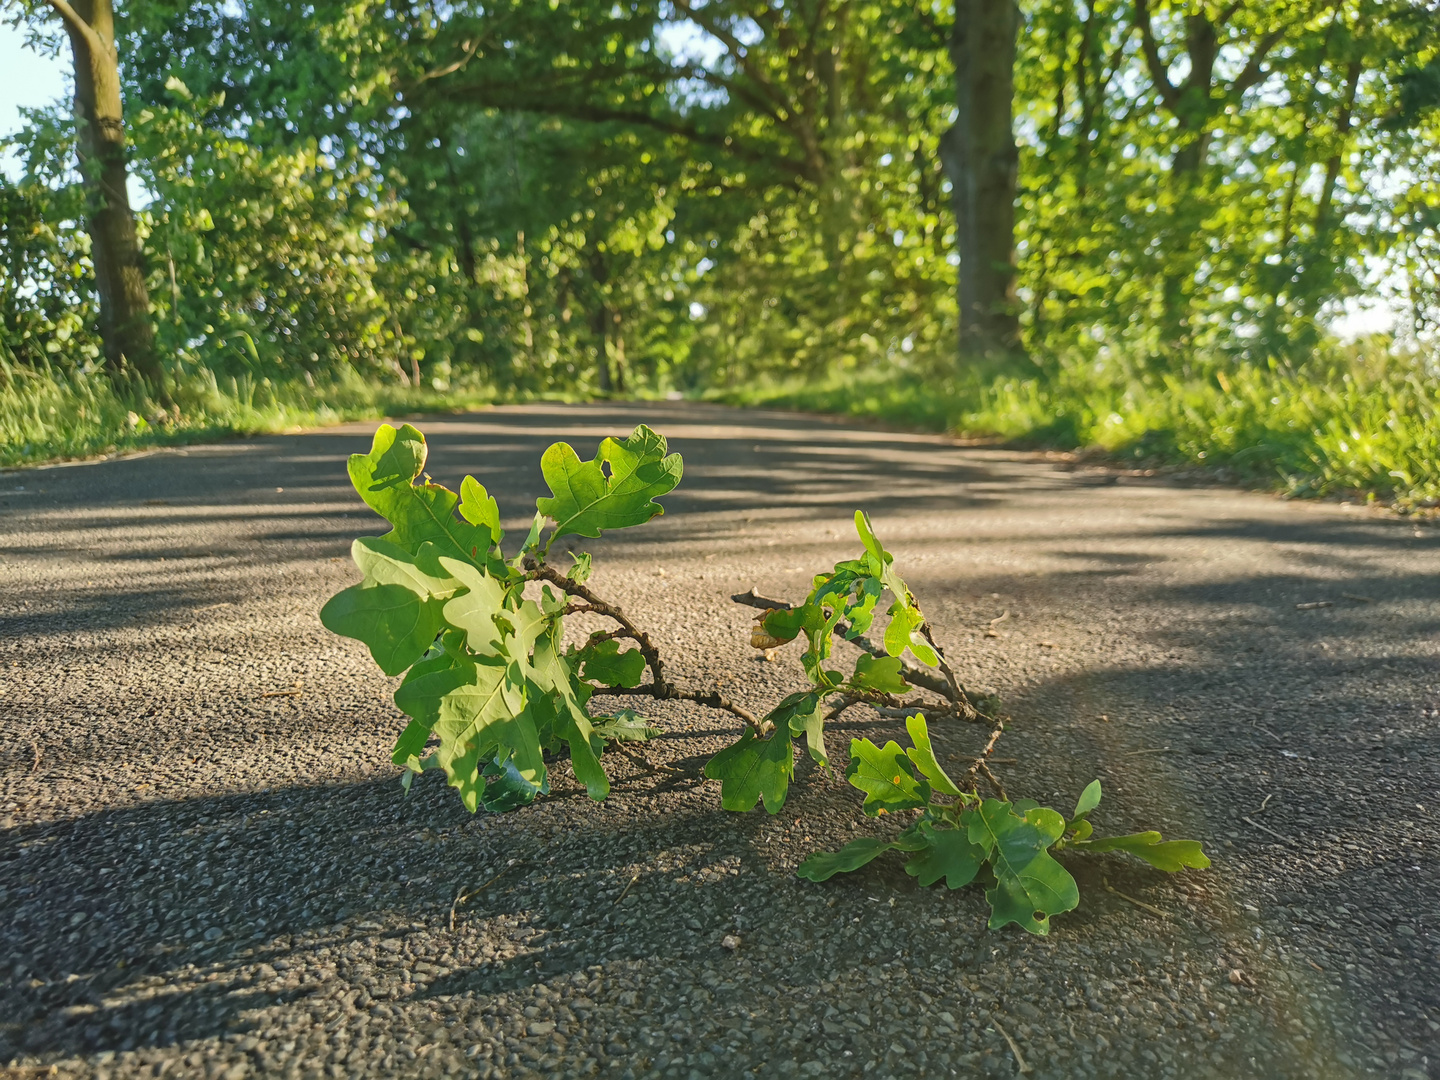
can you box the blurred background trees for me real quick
[1,0,1438,481]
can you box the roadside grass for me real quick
[712,344,1440,507]
[0,358,497,469]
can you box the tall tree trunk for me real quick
[52,0,160,391]
[610,310,627,394]
[587,251,613,393]
[940,0,1022,360]
[1314,59,1363,241]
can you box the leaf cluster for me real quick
[322,422,1210,934]
[703,509,964,814]
[798,716,1210,935]
[320,421,680,811]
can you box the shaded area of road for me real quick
[2,402,1436,1079]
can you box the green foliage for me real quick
[536,425,683,550]
[321,422,1209,933]
[5,0,1438,487]
[720,346,1440,508]
[322,422,682,812]
[0,357,495,470]
[590,709,662,743]
[798,718,1208,935]
[702,729,796,814]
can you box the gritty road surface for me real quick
[1,402,1437,1080]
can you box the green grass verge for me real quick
[0,360,499,470]
[712,348,1440,507]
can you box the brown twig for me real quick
[592,683,764,732]
[977,760,1008,801]
[1243,814,1296,846]
[614,872,640,905]
[527,560,667,683]
[1102,877,1173,920]
[526,558,768,729]
[449,859,519,930]
[990,1017,1031,1074]
[964,722,1007,799]
[920,622,974,716]
[730,587,793,611]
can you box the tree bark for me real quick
[52,0,160,391]
[587,250,613,393]
[940,0,1022,360]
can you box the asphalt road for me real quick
[2,402,1437,1080]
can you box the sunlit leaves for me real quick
[802,716,1208,934]
[324,424,690,813]
[851,653,910,694]
[439,557,510,657]
[459,475,502,542]
[536,424,682,548]
[703,729,795,813]
[348,424,492,567]
[902,713,964,797]
[1069,832,1211,872]
[845,736,931,815]
[320,582,441,676]
[1071,779,1103,823]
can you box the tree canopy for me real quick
[2,0,1437,396]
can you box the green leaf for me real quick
[577,638,647,687]
[320,582,440,677]
[479,751,549,812]
[704,729,794,813]
[390,651,466,767]
[459,475,503,544]
[526,628,610,801]
[839,576,884,639]
[760,604,812,644]
[567,551,593,583]
[902,713,964,797]
[536,425,682,548]
[1071,832,1210,872]
[429,656,545,813]
[969,800,1079,934]
[496,597,552,662]
[845,737,931,815]
[439,556,509,657]
[850,653,910,694]
[1071,780,1103,824]
[760,692,826,765]
[904,822,988,889]
[590,709,661,742]
[797,838,897,882]
[351,537,458,598]
[347,424,492,564]
[854,511,939,668]
[884,602,939,667]
[854,509,887,565]
[511,512,545,568]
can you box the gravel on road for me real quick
[1,402,1437,1079]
